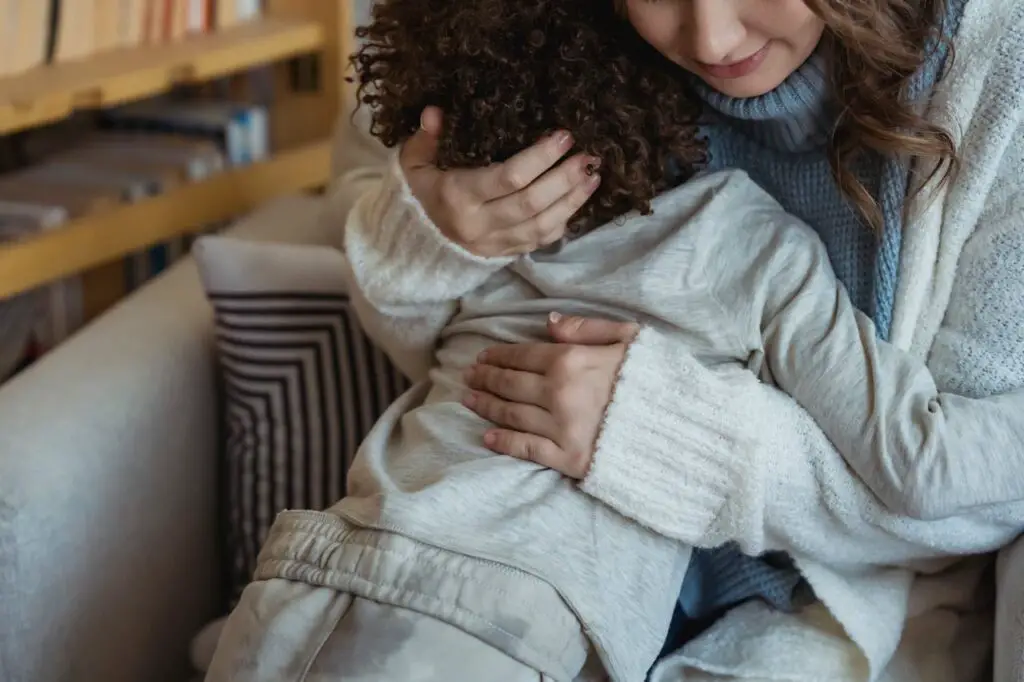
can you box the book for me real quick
[0,234,44,380]
[53,0,97,63]
[187,0,212,34]
[119,0,149,49]
[0,199,80,350]
[101,98,268,166]
[70,131,226,180]
[215,0,260,30]
[0,0,16,77]
[48,133,226,288]
[1,0,55,76]
[94,0,122,54]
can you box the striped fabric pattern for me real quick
[207,290,408,604]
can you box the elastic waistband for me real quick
[255,509,590,679]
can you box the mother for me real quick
[337,0,1024,679]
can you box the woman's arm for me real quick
[338,153,513,382]
[581,138,1024,564]
[332,101,601,381]
[329,106,514,382]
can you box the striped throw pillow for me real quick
[193,236,409,604]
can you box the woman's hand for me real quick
[463,315,638,478]
[401,107,602,258]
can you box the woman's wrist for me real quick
[580,327,761,545]
[344,151,515,306]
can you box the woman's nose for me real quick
[685,0,748,65]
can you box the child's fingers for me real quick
[484,429,569,473]
[548,316,638,346]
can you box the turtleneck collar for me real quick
[689,47,834,153]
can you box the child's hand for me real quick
[463,315,638,479]
[400,107,602,258]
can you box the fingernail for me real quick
[549,312,563,324]
[463,392,477,408]
[483,431,497,446]
[464,366,475,382]
[555,131,573,149]
[586,173,601,189]
[477,350,489,362]
[419,111,428,131]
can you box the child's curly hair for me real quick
[350,0,706,232]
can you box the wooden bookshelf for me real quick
[0,16,325,137]
[0,0,350,320]
[0,139,332,299]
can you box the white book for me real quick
[0,201,80,349]
[237,0,261,21]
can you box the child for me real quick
[206,1,954,680]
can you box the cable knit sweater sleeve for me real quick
[580,125,1024,563]
[335,150,513,382]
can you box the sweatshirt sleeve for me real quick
[752,233,1024,522]
[580,153,1024,564]
[331,112,513,382]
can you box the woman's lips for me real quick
[698,44,770,80]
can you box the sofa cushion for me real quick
[193,236,408,603]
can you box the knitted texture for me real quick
[697,0,965,335]
[673,0,966,633]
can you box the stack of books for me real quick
[0,94,269,378]
[0,0,264,78]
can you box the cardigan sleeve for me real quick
[580,124,1024,565]
[328,104,513,382]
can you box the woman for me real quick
[450,0,1024,678]
[208,0,1024,680]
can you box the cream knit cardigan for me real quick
[330,0,1024,678]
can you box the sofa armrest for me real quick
[0,258,222,682]
[0,193,332,682]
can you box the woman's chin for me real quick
[691,47,808,99]
[701,75,783,99]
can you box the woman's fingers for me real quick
[485,152,599,227]
[477,343,562,373]
[399,107,444,173]
[464,364,548,407]
[469,131,576,201]
[520,170,602,246]
[399,108,603,258]
[464,392,556,440]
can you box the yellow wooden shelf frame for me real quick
[0,16,325,137]
[0,139,332,299]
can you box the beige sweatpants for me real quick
[205,578,602,682]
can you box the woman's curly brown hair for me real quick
[350,0,706,233]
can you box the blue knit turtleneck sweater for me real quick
[668,0,966,643]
